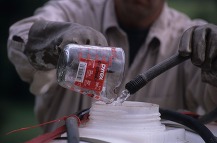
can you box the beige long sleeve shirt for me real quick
[7,0,217,132]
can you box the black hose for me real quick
[125,53,190,94]
[160,108,217,143]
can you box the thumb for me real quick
[179,26,197,57]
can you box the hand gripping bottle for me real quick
[57,44,125,103]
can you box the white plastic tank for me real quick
[79,101,186,143]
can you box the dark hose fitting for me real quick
[125,53,190,94]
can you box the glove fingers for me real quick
[206,29,217,70]
[94,32,108,46]
[85,27,108,46]
[58,37,80,49]
[71,26,108,46]
[202,70,217,87]
[179,26,196,57]
[59,34,107,48]
[192,26,207,67]
[59,26,108,48]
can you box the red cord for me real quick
[6,114,80,135]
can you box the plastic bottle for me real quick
[57,44,125,103]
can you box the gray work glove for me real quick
[24,20,108,70]
[179,24,217,87]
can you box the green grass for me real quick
[1,99,43,143]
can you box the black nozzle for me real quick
[125,53,190,94]
[125,75,148,94]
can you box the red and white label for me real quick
[75,58,108,92]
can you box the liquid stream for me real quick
[112,89,131,106]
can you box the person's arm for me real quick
[8,0,107,96]
[7,0,108,132]
[7,0,75,94]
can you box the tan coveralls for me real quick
[7,0,217,131]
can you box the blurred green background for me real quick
[0,0,216,143]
